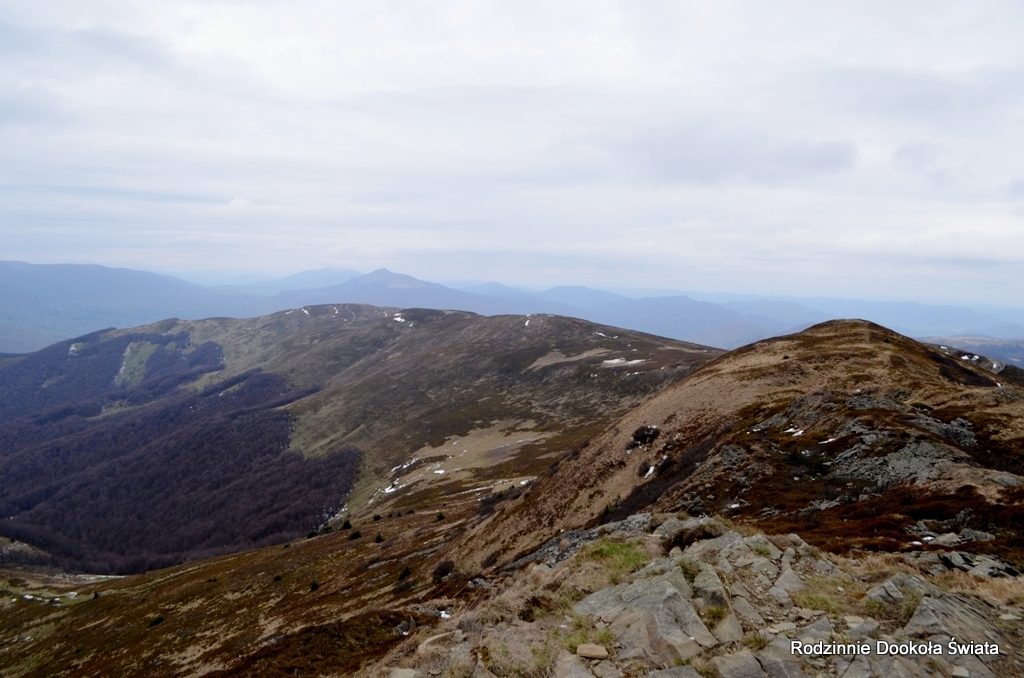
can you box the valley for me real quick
[2,317,1024,677]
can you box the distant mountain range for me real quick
[2,260,1024,356]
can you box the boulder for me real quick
[693,563,730,607]
[743,535,783,561]
[654,517,727,549]
[772,568,805,594]
[797,616,833,643]
[711,650,770,678]
[390,670,421,678]
[731,595,766,627]
[767,586,793,608]
[713,612,745,643]
[684,531,743,559]
[647,606,707,664]
[756,635,810,678]
[845,617,878,640]
[960,528,995,542]
[865,579,904,605]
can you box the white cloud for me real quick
[1,1,1023,304]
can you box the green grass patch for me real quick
[114,341,159,387]
[791,575,867,616]
[581,538,651,584]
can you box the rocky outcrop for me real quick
[381,515,1023,678]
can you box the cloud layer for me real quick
[2,1,1023,303]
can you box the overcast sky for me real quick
[2,2,1023,303]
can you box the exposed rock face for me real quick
[380,514,1023,678]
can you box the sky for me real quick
[2,1,1024,304]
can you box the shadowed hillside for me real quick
[0,304,718,574]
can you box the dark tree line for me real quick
[0,330,361,574]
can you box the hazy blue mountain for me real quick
[720,299,834,327]
[0,262,269,352]
[786,297,1023,338]
[585,295,800,349]
[236,267,363,294]
[459,282,536,299]
[534,286,629,310]
[5,261,1024,354]
[273,269,581,318]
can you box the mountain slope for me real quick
[4,320,1024,677]
[467,319,1024,567]
[0,304,719,573]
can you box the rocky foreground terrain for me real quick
[369,514,1023,678]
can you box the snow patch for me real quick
[433,469,445,475]
[602,358,645,366]
[301,308,309,315]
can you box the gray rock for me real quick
[845,617,878,639]
[960,528,995,542]
[902,595,1006,651]
[713,612,745,643]
[390,670,421,678]
[574,582,631,620]
[646,667,701,678]
[743,534,783,561]
[730,581,752,599]
[798,616,833,643]
[993,473,1021,488]
[865,579,904,605]
[940,551,972,572]
[968,561,1004,579]
[887,572,942,597]
[834,654,872,678]
[712,650,770,678]
[934,532,961,546]
[773,568,805,594]
[620,513,653,532]
[735,555,780,580]
[553,651,593,678]
[768,586,793,608]
[757,635,810,678]
[575,572,693,620]
[721,444,748,467]
[601,581,717,665]
[634,557,677,579]
[732,595,766,627]
[592,661,624,678]
[646,607,707,664]
[684,531,743,558]
[693,563,730,607]
[654,516,727,549]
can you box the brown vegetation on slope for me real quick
[460,320,1024,569]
